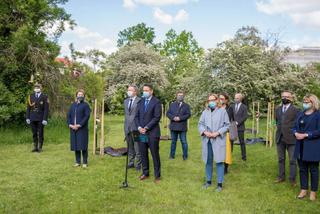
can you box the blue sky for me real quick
[58,0,320,56]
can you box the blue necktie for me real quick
[128,99,133,112]
[144,99,149,112]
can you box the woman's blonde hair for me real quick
[205,93,221,108]
[303,94,319,110]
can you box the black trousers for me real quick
[298,159,319,191]
[238,131,246,160]
[30,121,44,149]
[75,150,88,164]
[139,138,161,178]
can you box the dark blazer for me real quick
[67,101,91,151]
[166,101,191,132]
[135,96,162,138]
[293,111,320,161]
[26,93,49,121]
[231,103,248,132]
[275,104,300,144]
[226,105,234,122]
[124,96,141,135]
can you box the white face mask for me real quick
[34,88,41,93]
[127,91,134,98]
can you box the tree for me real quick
[160,29,204,102]
[117,23,156,47]
[106,41,168,114]
[186,26,316,114]
[0,0,73,124]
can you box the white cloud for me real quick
[174,9,189,22]
[123,0,136,10]
[256,0,320,28]
[123,0,198,7]
[153,8,189,24]
[59,24,117,57]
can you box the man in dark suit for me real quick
[231,93,248,161]
[274,91,300,186]
[166,91,191,160]
[26,83,49,152]
[124,85,142,171]
[135,84,162,183]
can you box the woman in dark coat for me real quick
[67,89,91,168]
[293,94,320,201]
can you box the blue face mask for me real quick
[143,91,150,98]
[208,101,216,109]
[303,103,311,111]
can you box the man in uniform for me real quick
[26,83,49,152]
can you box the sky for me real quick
[58,0,320,57]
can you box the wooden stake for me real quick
[256,102,260,135]
[252,102,255,135]
[99,99,105,156]
[92,99,97,155]
[266,102,270,148]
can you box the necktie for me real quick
[36,93,40,98]
[144,99,149,112]
[128,99,133,112]
[236,104,239,113]
[283,105,287,113]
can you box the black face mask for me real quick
[282,98,291,105]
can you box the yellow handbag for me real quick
[225,132,232,164]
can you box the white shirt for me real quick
[128,96,137,108]
[282,103,291,113]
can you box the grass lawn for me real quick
[0,115,319,213]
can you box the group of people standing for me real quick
[25,83,320,200]
[275,91,320,201]
[124,84,249,189]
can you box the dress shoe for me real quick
[310,191,317,201]
[154,178,161,184]
[139,175,149,181]
[82,164,88,168]
[297,190,308,199]
[73,163,80,167]
[274,178,285,183]
[290,181,297,187]
[127,163,134,169]
[32,148,38,152]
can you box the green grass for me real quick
[0,115,319,213]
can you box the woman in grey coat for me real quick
[198,94,230,192]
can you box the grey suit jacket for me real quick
[275,104,300,144]
[124,96,141,135]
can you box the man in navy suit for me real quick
[166,91,191,160]
[135,84,162,183]
[26,83,49,152]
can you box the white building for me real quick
[284,47,320,67]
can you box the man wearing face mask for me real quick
[26,83,49,152]
[124,85,142,171]
[166,91,191,160]
[135,84,162,183]
[231,93,248,161]
[274,91,300,186]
